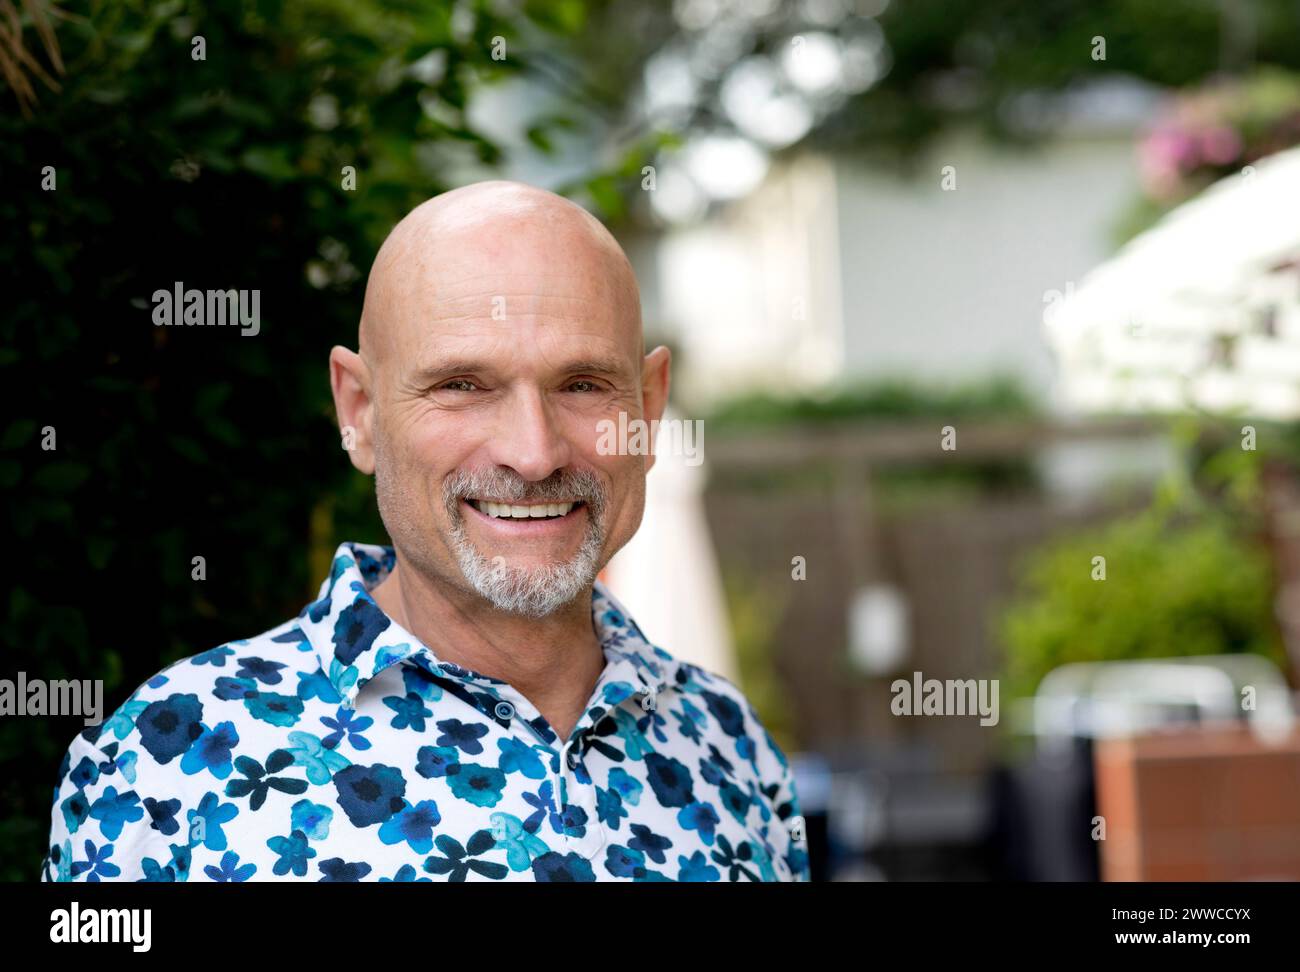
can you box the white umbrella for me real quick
[1045,146,1300,419]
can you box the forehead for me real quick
[391,247,641,372]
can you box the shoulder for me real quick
[667,658,792,774]
[56,614,323,791]
[44,614,326,881]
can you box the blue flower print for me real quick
[446,763,507,808]
[319,706,372,751]
[378,799,442,853]
[496,736,547,779]
[318,858,372,882]
[290,799,333,841]
[244,692,304,728]
[384,693,432,732]
[608,767,643,806]
[137,693,203,764]
[401,664,443,702]
[710,834,760,882]
[285,730,350,784]
[235,657,286,686]
[191,645,235,668]
[101,700,148,742]
[296,669,341,705]
[628,823,672,864]
[113,750,139,785]
[180,721,239,779]
[332,763,406,827]
[71,839,119,882]
[267,830,315,877]
[596,786,628,830]
[488,812,549,872]
[58,791,89,836]
[422,831,507,881]
[520,779,558,834]
[678,849,721,882]
[678,801,721,845]
[435,718,488,755]
[225,750,308,811]
[204,850,257,882]
[143,796,181,836]
[380,863,430,882]
[89,786,144,841]
[718,780,752,824]
[188,792,239,851]
[644,753,695,808]
[138,857,175,882]
[604,844,672,881]
[331,597,390,666]
[415,745,459,779]
[213,676,258,702]
[531,851,595,882]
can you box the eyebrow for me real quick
[410,358,631,387]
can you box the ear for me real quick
[329,346,376,475]
[640,345,671,474]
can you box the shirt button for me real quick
[494,700,515,720]
[639,689,657,712]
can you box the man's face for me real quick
[352,207,665,617]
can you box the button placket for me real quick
[557,739,603,858]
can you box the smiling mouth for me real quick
[465,499,585,520]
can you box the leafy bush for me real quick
[707,374,1037,429]
[998,508,1286,701]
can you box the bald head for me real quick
[329,179,670,621]
[358,181,642,377]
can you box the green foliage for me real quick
[707,374,1036,429]
[998,507,1286,701]
[723,569,797,755]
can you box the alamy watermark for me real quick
[890,671,999,726]
[50,903,151,951]
[595,412,704,466]
[151,281,260,336]
[0,672,102,725]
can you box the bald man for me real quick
[42,182,809,883]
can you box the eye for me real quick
[566,379,602,393]
[439,379,479,392]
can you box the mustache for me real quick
[442,467,607,514]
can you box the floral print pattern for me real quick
[42,541,809,882]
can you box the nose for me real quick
[488,386,572,482]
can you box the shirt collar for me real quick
[298,541,672,713]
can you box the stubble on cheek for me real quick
[371,422,450,572]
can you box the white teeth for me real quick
[474,500,576,519]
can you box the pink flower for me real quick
[1198,125,1242,166]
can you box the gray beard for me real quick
[442,467,608,618]
[447,520,603,617]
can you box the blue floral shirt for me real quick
[42,541,809,882]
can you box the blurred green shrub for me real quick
[723,569,797,755]
[998,507,1286,701]
[707,374,1036,429]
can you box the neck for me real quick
[368,553,606,742]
